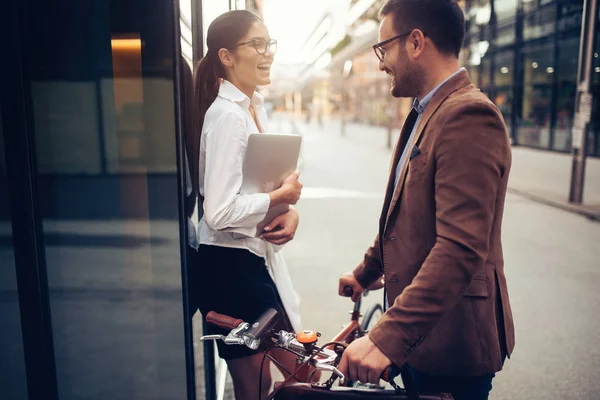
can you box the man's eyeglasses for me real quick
[372,31,425,62]
[234,38,278,55]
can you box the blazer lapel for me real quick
[379,109,418,233]
[383,70,473,233]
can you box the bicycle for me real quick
[200,287,453,400]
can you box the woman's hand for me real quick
[269,171,302,206]
[260,207,299,245]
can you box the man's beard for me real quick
[391,74,405,98]
[391,60,422,98]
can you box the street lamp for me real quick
[569,0,598,204]
[341,60,353,137]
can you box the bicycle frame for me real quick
[330,296,364,345]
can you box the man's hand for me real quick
[338,335,392,385]
[338,271,365,302]
[260,207,299,245]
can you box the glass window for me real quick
[554,37,580,151]
[468,0,492,34]
[495,23,516,47]
[481,56,492,88]
[467,64,480,87]
[492,51,514,137]
[494,0,517,24]
[494,51,514,86]
[0,106,29,400]
[523,0,556,13]
[23,1,189,399]
[518,44,555,149]
[523,4,557,40]
[493,88,514,136]
[558,1,583,34]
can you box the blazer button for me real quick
[387,236,397,242]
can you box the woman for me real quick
[190,10,303,400]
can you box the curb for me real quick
[507,187,600,222]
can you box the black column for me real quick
[0,1,59,399]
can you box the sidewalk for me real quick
[292,117,600,221]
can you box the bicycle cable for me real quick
[258,347,272,400]
[266,341,348,400]
[258,347,303,400]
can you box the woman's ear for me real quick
[218,48,234,68]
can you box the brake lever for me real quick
[199,334,226,342]
[200,322,250,347]
[316,363,344,380]
[309,363,345,390]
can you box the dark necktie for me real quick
[382,107,419,220]
[396,107,419,172]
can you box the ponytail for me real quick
[189,51,222,199]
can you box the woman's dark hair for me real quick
[189,10,263,199]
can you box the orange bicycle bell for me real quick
[296,330,320,353]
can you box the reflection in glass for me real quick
[481,56,492,89]
[523,5,557,40]
[554,38,580,151]
[519,44,555,148]
[495,0,517,23]
[0,105,29,400]
[494,51,514,86]
[468,0,491,33]
[467,64,480,87]
[495,23,516,47]
[558,2,583,34]
[24,1,188,399]
[494,88,513,136]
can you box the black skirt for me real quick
[190,244,293,360]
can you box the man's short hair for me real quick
[379,0,465,58]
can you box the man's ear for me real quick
[408,29,426,58]
[218,48,234,67]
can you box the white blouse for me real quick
[197,80,302,332]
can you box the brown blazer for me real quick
[354,70,515,377]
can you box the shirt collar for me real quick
[413,67,466,114]
[218,79,264,108]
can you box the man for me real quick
[337,1,515,399]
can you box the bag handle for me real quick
[383,364,419,400]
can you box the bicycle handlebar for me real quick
[343,285,354,297]
[202,309,409,394]
[205,311,244,330]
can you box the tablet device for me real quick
[242,133,302,235]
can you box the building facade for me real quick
[298,0,598,157]
[463,0,599,156]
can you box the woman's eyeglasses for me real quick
[234,38,278,55]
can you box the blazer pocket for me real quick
[463,275,489,298]
[405,151,428,186]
